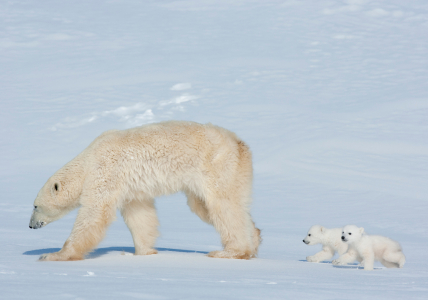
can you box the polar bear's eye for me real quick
[348,233,352,235]
[54,183,58,191]
[308,234,311,236]
[34,206,37,209]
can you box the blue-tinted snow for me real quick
[1,0,427,299]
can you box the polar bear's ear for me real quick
[52,182,61,193]
[359,227,364,234]
[320,226,325,232]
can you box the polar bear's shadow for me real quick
[298,259,332,264]
[298,260,383,270]
[23,247,209,259]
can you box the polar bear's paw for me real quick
[306,256,320,263]
[207,250,252,260]
[135,248,158,256]
[332,259,346,265]
[38,252,83,261]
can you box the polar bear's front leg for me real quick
[307,247,335,262]
[39,240,83,261]
[121,198,159,255]
[332,248,359,266]
[39,204,116,261]
[361,252,375,271]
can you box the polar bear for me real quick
[332,225,405,270]
[302,225,349,262]
[29,121,261,261]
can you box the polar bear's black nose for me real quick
[341,236,345,240]
[29,225,32,229]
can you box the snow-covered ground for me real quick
[1,0,428,299]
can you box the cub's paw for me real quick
[306,256,319,263]
[332,259,345,265]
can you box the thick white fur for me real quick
[303,225,348,262]
[332,225,405,270]
[29,121,261,261]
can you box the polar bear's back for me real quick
[369,235,403,257]
[100,121,240,151]
[85,121,251,201]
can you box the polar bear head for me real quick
[341,225,364,243]
[303,225,326,245]
[29,163,83,229]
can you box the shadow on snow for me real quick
[298,260,383,270]
[23,247,209,258]
[298,259,332,264]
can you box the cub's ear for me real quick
[359,227,365,234]
[320,226,325,232]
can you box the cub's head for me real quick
[303,225,325,245]
[29,169,81,229]
[341,225,364,243]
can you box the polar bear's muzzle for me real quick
[29,220,46,229]
[29,213,47,229]
[341,236,347,242]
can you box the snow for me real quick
[1,0,428,299]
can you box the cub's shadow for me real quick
[298,259,332,264]
[23,247,209,259]
[299,260,376,269]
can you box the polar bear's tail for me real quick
[252,225,262,256]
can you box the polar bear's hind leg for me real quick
[121,198,159,255]
[382,250,406,268]
[186,191,212,224]
[380,259,399,268]
[205,196,254,259]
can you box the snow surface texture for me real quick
[1,0,428,299]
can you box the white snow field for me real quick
[1,0,428,299]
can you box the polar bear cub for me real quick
[303,225,348,262]
[332,225,405,270]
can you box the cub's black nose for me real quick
[29,226,32,229]
[302,240,305,243]
[341,236,345,240]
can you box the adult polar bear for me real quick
[29,121,261,261]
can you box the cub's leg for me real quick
[121,198,159,255]
[307,247,335,263]
[332,248,359,265]
[382,250,405,268]
[380,259,399,268]
[39,203,116,261]
[361,251,375,271]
